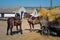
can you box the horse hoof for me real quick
[10,34,13,35]
[10,33,13,35]
[21,31,23,34]
[6,33,8,35]
[21,32,23,34]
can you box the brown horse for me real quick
[6,13,23,35]
[24,12,42,32]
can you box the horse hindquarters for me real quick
[9,18,14,35]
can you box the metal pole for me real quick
[40,5,41,10]
[50,0,52,9]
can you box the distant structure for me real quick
[31,9,38,17]
[0,6,40,18]
[0,6,60,18]
[17,7,26,18]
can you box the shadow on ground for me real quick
[10,30,22,35]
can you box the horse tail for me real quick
[7,18,11,27]
[6,18,11,35]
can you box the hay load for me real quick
[38,8,48,17]
[38,7,60,22]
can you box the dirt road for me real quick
[0,19,60,40]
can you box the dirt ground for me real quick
[0,19,60,40]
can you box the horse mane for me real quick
[24,12,32,18]
[24,12,40,20]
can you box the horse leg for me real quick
[41,26,43,35]
[41,26,45,35]
[39,22,43,34]
[15,25,19,33]
[6,21,10,35]
[16,25,18,30]
[32,23,34,31]
[19,23,23,34]
[39,22,42,29]
[29,23,32,32]
[10,26,13,35]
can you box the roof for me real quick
[0,6,40,13]
[0,6,60,14]
[0,6,21,13]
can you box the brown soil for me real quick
[0,19,60,40]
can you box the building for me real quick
[0,6,41,18]
[31,9,38,17]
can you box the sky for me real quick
[0,0,60,7]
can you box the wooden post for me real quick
[1,13,4,17]
[50,0,52,9]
